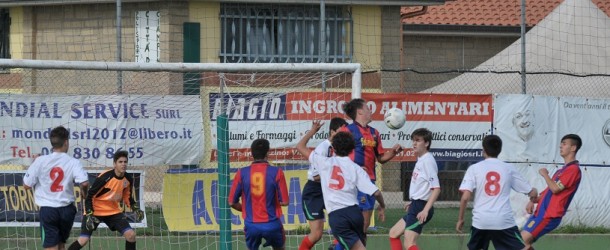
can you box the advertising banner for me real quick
[0,170,146,227]
[0,94,203,166]
[208,92,493,162]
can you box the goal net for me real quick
[0,59,360,250]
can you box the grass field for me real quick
[1,208,608,249]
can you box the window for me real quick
[220,3,352,63]
[0,9,8,59]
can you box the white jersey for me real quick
[409,152,441,200]
[308,151,378,213]
[23,152,89,207]
[459,158,532,230]
[307,140,332,181]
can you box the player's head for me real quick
[113,150,129,176]
[411,128,432,151]
[50,126,70,150]
[560,134,582,157]
[328,117,348,139]
[512,110,534,142]
[482,135,502,158]
[251,138,270,160]
[342,98,371,124]
[331,131,355,157]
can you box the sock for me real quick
[299,236,314,250]
[126,241,136,250]
[390,237,403,250]
[67,241,82,250]
[408,245,419,250]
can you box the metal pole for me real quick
[520,0,526,94]
[217,74,231,250]
[320,0,327,91]
[116,0,123,94]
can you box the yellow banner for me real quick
[163,166,308,231]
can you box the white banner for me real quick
[0,94,203,166]
[495,94,610,164]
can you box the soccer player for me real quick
[23,126,90,250]
[296,120,386,250]
[388,128,440,250]
[521,134,583,250]
[339,98,402,238]
[299,117,348,250]
[455,135,538,250]
[68,150,144,250]
[228,139,289,250]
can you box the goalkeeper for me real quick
[68,150,144,250]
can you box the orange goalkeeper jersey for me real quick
[85,169,136,216]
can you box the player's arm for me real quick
[276,169,289,206]
[296,120,324,158]
[378,144,402,164]
[456,190,471,233]
[228,170,243,211]
[23,160,40,190]
[539,168,563,194]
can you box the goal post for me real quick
[0,59,361,250]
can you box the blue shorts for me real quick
[467,226,525,250]
[244,220,285,249]
[522,210,562,241]
[40,204,77,248]
[328,205,366,249]
[302,180,325,220]
[402,199,434,234]
[357,180,376,211]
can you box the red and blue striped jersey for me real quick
[228,161,289,223]
[340,122,385,180]
[535,161,581,218]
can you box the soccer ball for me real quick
[384,108,406,130]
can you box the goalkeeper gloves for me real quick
[133,205,145,222]
[84,211,100,231]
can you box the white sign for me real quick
[135,11,160,63]
[0,94,203,166]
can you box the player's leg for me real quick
[521,214,561,250]
[244,221,264,250]
[56,204,77,250]
[467,227,491,250]
[403,200,434,250]
[67,215,98,250]
[388,218,406,250]
[104,214,137,250]
[40,206,62,250]
[489,226,525,250]
[300,181,325,250]
[358,191,376,234]
[260,221,286,250]
[328,205,365,250]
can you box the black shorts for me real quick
[302,180,325,220]
[40,204,77,248]
[328,205,366,249]
[467,226,525,250]
[402,199,434,234]
[80,213,132,237]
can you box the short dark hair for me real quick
[50,126,69,149]
[329,117,348,132]
[482,135,502,157]
[561,134,582,154]
[411,128,433,150]
[113,150,129,163]
[342,98,366,120]
[331,132,355,157]
[251,138,270,160]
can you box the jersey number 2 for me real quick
[50,167,65,192]
[329,166,345,190]
[484,171,500,196]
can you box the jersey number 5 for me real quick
[484,171,500,196]
[329,166,345,190]
[50,166,65,192]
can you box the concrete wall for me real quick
[402,35,519,92]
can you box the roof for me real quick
[402,0,610,27]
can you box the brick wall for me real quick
[402,35,519,92]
